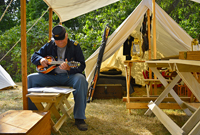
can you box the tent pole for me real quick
[152,0,157,95]
[20,0,28,110]
[152,0,156,59]
[49,8,53,40]
[147,9,151,60]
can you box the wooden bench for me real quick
[0,110,51,135]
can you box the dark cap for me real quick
[52,25,66,40]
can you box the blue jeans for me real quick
[27,73,88,119]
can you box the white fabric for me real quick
[0,65,16,89]
[190,0,200,3]
[85,0,192,85]
[43,0,119,22]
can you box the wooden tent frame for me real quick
[20,0,157,109]
[20,0,53,109]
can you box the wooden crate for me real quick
[93,84,123,99]
[179,51,200,60]
[0,110,51,135]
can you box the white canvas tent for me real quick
[85,0,193,85]
[0,65,16,89]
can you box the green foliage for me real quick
[0,0,20,32]
[26,0,49,22]
[158,0,200,38]
[0,18,50,81]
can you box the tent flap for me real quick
[43,0,119,22]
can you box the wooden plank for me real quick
[27,93,60,97]
[147,63,170,68]
[126,102,181,109]
[187,103,200,109]
[176,64,200,72]
[179,51,200,61]
[177,71,200,102]
[170,59,200,67]
[183,102,197,112]
[29,96,57,103]
[148,101,185,135]
[182,107,200,134]
[122,97,191,102]
[53,114,67,132]
[188,121,200,135]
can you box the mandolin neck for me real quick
[50,61,64,65]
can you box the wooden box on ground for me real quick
[0,110,51,135]
[179,51,200,60]
[93,84,123,99]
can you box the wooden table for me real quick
[26,88,75,135]
[123,60,188,114]
[146,59,200,135]
[0,110,51,135]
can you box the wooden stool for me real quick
[0,110,51,135]
[26,88,74,135]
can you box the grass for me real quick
[0,83,191,135]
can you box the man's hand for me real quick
[40,58,50,67]
[59,59,70,71]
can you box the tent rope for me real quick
[0,0,13,22]
[0,7,50,63]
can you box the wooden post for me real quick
[49,8,53,41]
[152,0,156,59]
[20,0,28,110]
[147,9,151,61]
[152,0,157,95]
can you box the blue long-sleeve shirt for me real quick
[31,39,86,75]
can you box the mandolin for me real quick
[36,56,81,74]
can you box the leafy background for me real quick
[0,0,199,82]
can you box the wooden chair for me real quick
[177,83,188,96]
[26,87,75,135]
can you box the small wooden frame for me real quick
[0,110,51,135]
[27,88,74,134]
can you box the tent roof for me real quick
[85,0,193,84]
[43,0,119,22]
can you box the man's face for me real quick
[55,33,68,48]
